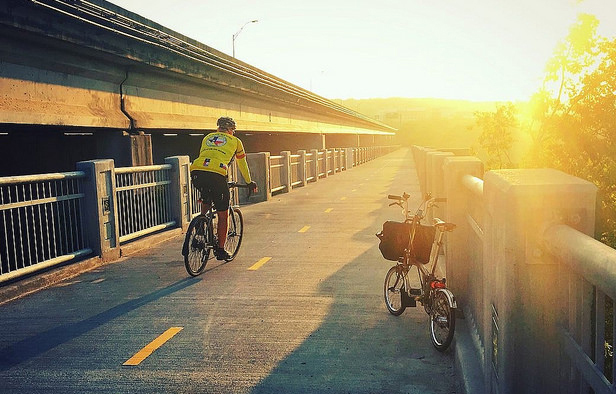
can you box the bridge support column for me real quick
[482,169,596,394]
[165,156,191,232]
[76,159,120,262]
[246,152,271,203]
[98,131,153,167]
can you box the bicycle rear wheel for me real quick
[223,207,244,261]
[384,265,406,316]
[184,216,211,276]
[430,290,456,351]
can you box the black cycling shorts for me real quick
[191,170,230,211]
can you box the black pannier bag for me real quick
[377,221,435,263]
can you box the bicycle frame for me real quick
[389,193,456,307]
[382,192,458,351]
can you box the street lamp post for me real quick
[232,20,258,58]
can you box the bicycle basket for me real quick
[377,221,435,263]
[377,221,411,261]
[411,224,435,264]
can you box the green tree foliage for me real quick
[524,14,616,247]
[472,103,517,170]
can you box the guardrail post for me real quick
[482,169,596,394]
[76,159,120,262]
[246,152,271,202]
[322,149,329,178]
[310,149,319,182]
[164,156,191,232]
[280,151,292,193]
[426,151,454,221]
[411,145,436,197]
[345,148,353,170]
[297,150,307,187]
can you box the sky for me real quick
[108,0,616,102]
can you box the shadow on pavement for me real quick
[0,277,198,370]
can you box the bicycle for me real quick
[376,192,458,351]
[182,182,251,276]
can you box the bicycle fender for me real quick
[437,288,457,309]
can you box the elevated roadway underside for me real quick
[0,0,395,176]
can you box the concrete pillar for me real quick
[345,148,354,170]
[411,146,435,197]
[310,149,319,182]
[297,150,307,187]
[164,156,191,231]
[97,131,153,167]
[442,156,484,311]
[482,169,596,394]
[76,159,120,262]
[427,151,454,221]
[246,152,271,202]
[280,150,292,193]
[322,149,329,178]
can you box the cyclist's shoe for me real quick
[214,247,231,261]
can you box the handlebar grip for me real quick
[388,194,402,201]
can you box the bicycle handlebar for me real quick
[228,182,256,198]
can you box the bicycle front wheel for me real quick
[430,290,456,351]
[223,207,244,261]
[384,265,406,316]
[184,216,211,276]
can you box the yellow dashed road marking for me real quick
[248,257,272,271]
[298,226,311,233]
[340,197,347,201]
[324,208,333,213]
[123,327,183,366]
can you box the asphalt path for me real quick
[0,148,457,394]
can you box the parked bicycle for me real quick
[376,192,457,351]
[182,182,250,276]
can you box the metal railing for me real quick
[269,155,285,194]
[0,172,91,283]
[115,164,175,243]
[306,152,316,183]
[544,225,616,393]
[290,153,302,188]
[317,151,326,178]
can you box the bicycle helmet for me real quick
[217,117,236,131]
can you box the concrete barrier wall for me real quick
[415,144,615,394]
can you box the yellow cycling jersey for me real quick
[190,132,252,183]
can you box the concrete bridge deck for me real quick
[0,149,458,393]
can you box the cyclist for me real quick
[190,117,257,260]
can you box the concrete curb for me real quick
[454,315,486,394]
[0,228,184,306]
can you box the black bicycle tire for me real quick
[184,216,210,276]
[430,290,456,351]
[223,207,244,261]
[384,265,406,316]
